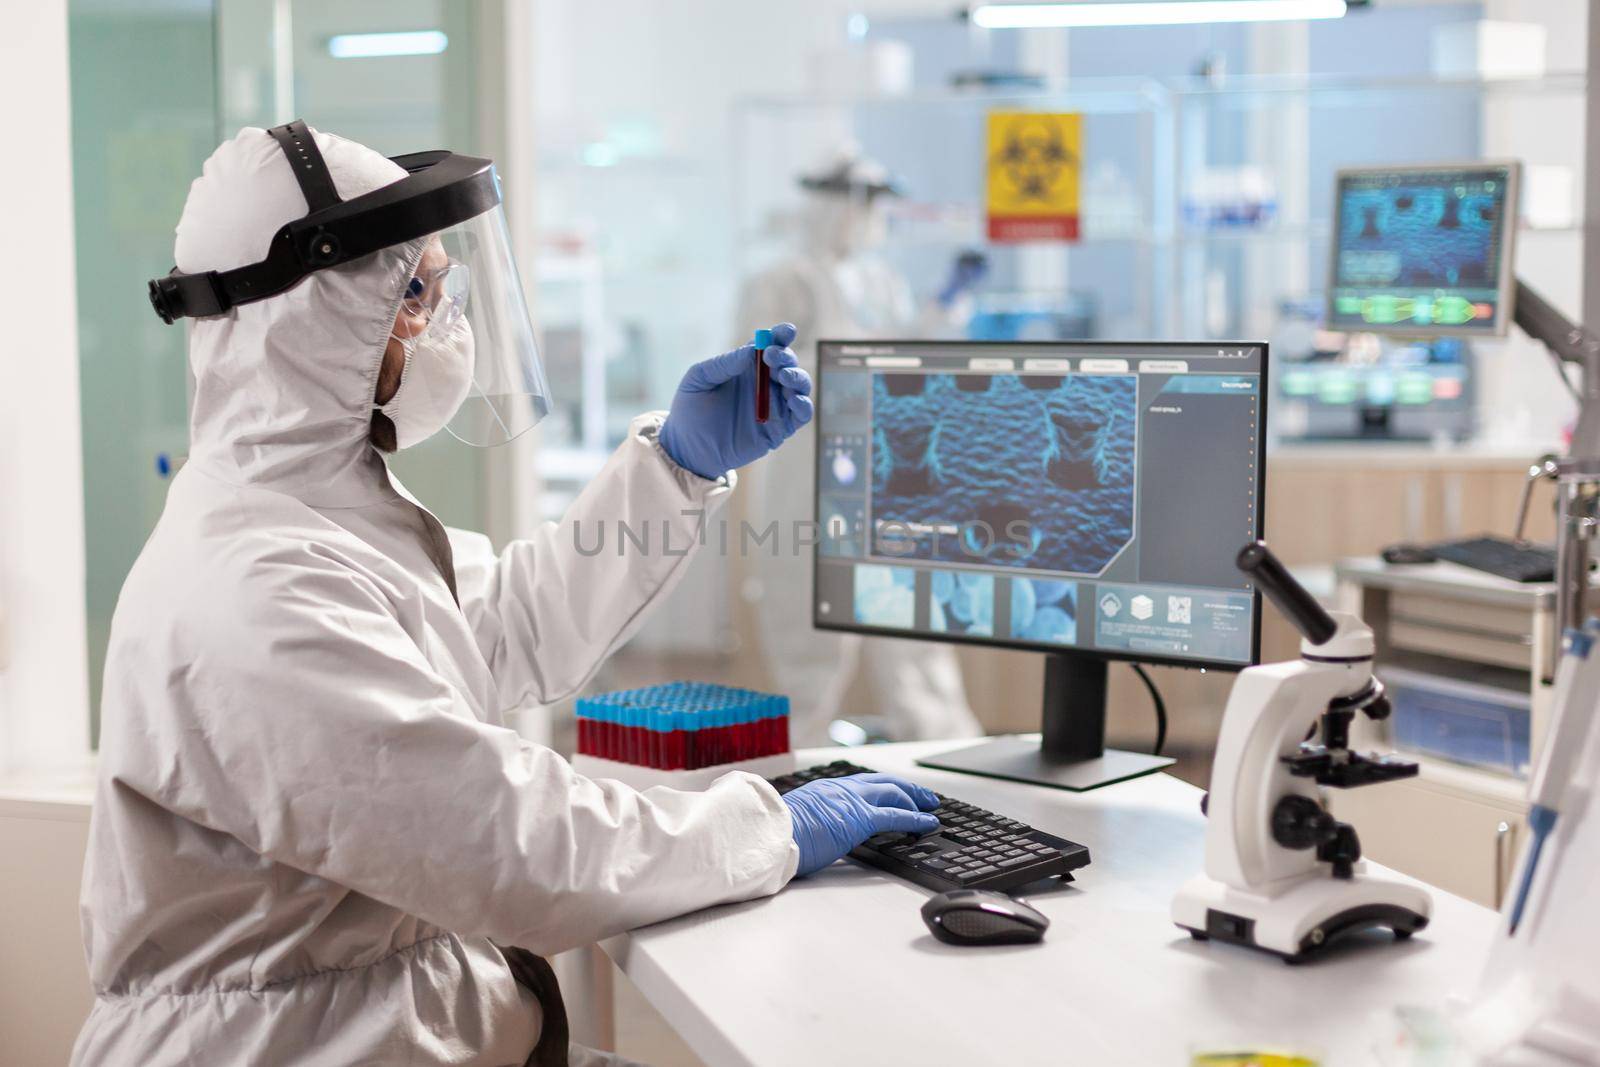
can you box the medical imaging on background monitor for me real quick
[1327,164,1515,335]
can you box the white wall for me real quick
[0,3,94,1057]
[0,801,93,1065]
[0,0,91,774]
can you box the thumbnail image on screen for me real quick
[932,571,996,637]
[872,372,1136,576]
[1010,578,1077,644]
[853,564,916,628]
[1327,164,1516,336]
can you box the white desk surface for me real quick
[602,740,1499,1067]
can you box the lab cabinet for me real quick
[1262,446,1562,568]
[1326,557,1582,908]
[1324,761,1526,910]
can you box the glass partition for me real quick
[69,0,218,740]
[215,0,493,530]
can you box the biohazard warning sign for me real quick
[986,111,1082,243]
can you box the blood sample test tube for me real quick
[753,328,773,424]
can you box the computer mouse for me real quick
[1381,542,1437,565]
[921,889,1049,946]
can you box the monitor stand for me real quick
[916,653,1175,792]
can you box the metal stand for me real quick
[917,654,1174,791]
[1513,280,1600,673]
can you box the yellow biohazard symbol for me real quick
[986,112,1082,242]
[992,117,1077,203]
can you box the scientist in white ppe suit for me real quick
[75,122,941,1067]
[736,150,988,745]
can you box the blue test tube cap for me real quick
[753,328,773,350]
[580,680,790,734]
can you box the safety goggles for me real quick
[400,260,470,337]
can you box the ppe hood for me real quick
[161,120,547,456]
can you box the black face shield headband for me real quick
[148,119,501,324]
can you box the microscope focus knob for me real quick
[1271,795,1337,851]
[1364,693,1392,721]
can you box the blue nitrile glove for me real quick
[658,322,813,481]
[781,773,942,877]
[937,250,989,308]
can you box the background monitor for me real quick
[1326,161,1520,337]
[812,339,1266,790]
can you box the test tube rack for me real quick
[572,682,794,791]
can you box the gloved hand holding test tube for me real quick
[658,323,811,480]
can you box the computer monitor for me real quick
[812,339,1267,791]
[1277,334,1475,442]
[1326,161,1520,337]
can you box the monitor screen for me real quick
[812,340,1266,670]
[1326,162,1519,336]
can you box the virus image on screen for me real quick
[870,372,1136,575]
[853,564,916,628]
[931,571,995,637]
[1328,168,1510,332]
[1009,578,1077,644]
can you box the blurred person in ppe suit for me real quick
[735,148,989,746]
[75,122,941,1067]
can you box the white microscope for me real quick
[1172,541,1431,962]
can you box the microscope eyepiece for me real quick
[1236,541,1338,646]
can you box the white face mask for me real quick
[379,316,476,450]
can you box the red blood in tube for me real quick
[753,328,773,424]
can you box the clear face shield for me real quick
[395,206,550,447]
[149,119,551,448]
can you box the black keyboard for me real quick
[769,760,1090,893]
[1432,536,1557,583]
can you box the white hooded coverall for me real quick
[72,127,797,1066]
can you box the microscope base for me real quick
[1172,869,1431,963]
